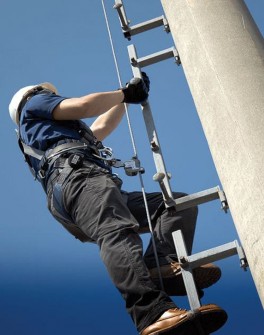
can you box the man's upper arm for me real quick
[52,97,85,120]
[26,94,66,120]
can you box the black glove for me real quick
[121,72,150,104]
[142,72,150,91]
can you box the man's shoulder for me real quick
[30,92,66,107]
[24,93,67,119]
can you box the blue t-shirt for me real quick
[19,92,100,176]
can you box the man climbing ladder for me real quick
[9,74,227,334]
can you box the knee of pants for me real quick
[98,226,143,266]
[184,203,199,222]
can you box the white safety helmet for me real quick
[9,82,58,125]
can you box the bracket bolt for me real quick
[131,57,138,66]
[179,256,187,264]
[151,140,159,152]
[153,172,165,182]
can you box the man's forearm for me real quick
[53,90,124,121]
[90,103,126,141]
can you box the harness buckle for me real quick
[38,169,46,180]
[98,146,114,160]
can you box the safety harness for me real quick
[17,94,145,242]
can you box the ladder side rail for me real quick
[127,44,175,209]
[114,0,130,30]
[172,230,202,311]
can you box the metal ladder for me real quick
[114,1,248,332]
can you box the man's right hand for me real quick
[121,72,150,104]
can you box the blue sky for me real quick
[1,0,264,334]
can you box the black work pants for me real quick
[47,162,198,332]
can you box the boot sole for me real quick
[146,317,194,335]
[152,309,227,335]
[194,307,228,334]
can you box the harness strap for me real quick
[20,141,46,160]
[21,141,88,162]
[18,88,54,121]
[52,166,74,222]
[47,157,92,243]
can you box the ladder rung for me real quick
[114,1,169,39]
[174,186,229,211]
[184,241,240,268]
[130,47,180,68]
[123,16,170,39]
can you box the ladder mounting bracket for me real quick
[123,16,170,40]
[174,186,229,212]
[130,46,181,68]
[114,1,170,40]
[173,230,249,311]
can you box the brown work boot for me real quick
[140,304,227,335]
[194,304,228,334]
[140,308,193,335]
[149,262,221,296]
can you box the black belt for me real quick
[39,141,89,170]
[45,152,110,194]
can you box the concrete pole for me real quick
[160,0,264,306]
